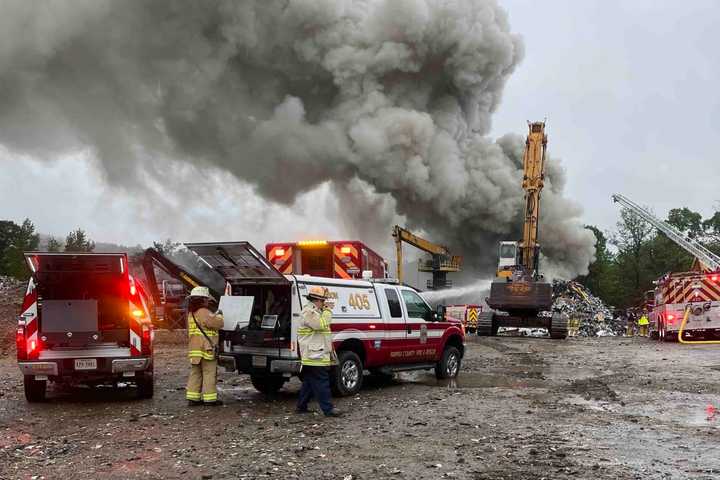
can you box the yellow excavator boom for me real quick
[518,121,547,274]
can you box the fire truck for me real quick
[184,242,465,396]
[16,253,154,402]
[266,240,387,280]
[652,271,720,341]
[612,194,720,341]
[445,305,482,333]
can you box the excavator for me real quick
[392,225,461,290]
[481,121,568,338]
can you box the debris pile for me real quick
[0,275,24,354]
[552,280,623,336]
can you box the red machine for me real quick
[652,271,720,341]
[266,240,387,279]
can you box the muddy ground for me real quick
[1,335,720,480]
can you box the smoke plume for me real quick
[0,0,595,279]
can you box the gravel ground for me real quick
[1,336,720,479]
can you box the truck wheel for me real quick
[137,372,154,399]
[435,346,461,379]
[332,351,363,397]
[24,375,47,402]
[477,312,495,336]
[251,375,286,395]
[549,313,569,339]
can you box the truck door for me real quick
[399,288,440,362]
[379,287,405,364]
[184,242,292,357]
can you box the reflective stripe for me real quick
[188,327,218,337]
[301,358,331,366]
[186,391,201,400]
[298,327,331,336]
[202,392,217,401]
[189,350,215,360]
[320,310,332,330]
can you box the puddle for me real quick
[400,372,546,389]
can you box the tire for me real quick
[549,313,569,339]
[477,312,495,336]
[332,350,363,397]
[250,375,286,395]
[137,371,154,399]
[24,375,47,402]
[435,346,461,379]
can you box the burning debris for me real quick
[552,280,623,337]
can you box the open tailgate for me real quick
[184,242,288,285]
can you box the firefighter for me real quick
[638,311,650,337]
[186,286,224,406]
[296,286,342,417]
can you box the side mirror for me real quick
[435,304,446,322]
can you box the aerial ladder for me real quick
[141,248,221,329]
[483,121,568,338]
[392,226,461,290]
[611,193,720,271]
[612,194,720,344]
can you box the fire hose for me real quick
[677,305,720,345]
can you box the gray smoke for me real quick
[0,0,595,279]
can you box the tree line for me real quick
[4,206,720,309]
[578,206,720,309]
[0,218,95,280]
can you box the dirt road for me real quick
[2,336,720,479]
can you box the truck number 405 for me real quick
[348,293,371,310]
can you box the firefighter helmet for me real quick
[306,286,329,301]
[189,286,212,299]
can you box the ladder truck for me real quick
[482,121,568,338]
[612,194,720,341]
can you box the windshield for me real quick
[499,244,516,259]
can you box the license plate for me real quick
[252,355,267,367]
[74,358,97,370]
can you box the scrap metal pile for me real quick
[552,280,623,336]
[0,276,24,353]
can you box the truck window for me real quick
[385,288,402,318]
[401,290,431,320]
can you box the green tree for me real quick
[612,207,653,299]
[47,236,62,252]
[65,229,95,252]
[667,207,703,238]
[0,219,40,279]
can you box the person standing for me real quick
[186,286,224,406]
[296,286,342,417]
[638,311,650,337]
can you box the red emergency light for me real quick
[711,275,719,282]
[340,246,352,255]
[275,248,285,257]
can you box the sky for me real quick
[1,0,719,255]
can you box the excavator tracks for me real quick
[549,313,569,339]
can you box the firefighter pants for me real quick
[186,359,218,403]
[297,366,334,414]
[639,325,649,337]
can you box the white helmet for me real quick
[189,286,212,299]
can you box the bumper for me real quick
[18,362,58,376]
[18,357,151,379]
[219,354,301,375]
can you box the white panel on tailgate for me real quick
[218,295,254,330]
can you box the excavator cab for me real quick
[496,241,518,278]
